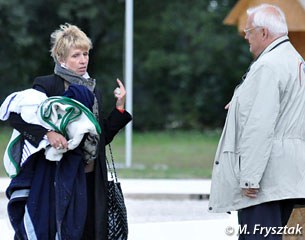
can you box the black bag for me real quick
[106,144,128,240]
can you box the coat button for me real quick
[215,161,219,165]
[245,183,249,187]
[209,207,212,210]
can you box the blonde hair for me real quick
[50,23,92,62]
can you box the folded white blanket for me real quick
[0,89,101,178]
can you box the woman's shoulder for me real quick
[33,74,65,96]
[33,74,61,84]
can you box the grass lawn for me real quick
[0,126,220,179]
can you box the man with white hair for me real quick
[209,4,305,239]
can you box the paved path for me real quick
[0,178,211,197]
[129,218,239,240]
[0,178,240,239]
[0,218,239,240]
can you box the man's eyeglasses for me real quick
[243,26,260,34]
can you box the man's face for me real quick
[244,15,264,58]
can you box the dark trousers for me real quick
[238,200,296,240]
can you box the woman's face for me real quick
[62,47,89,76]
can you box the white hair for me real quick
[247,4,288,37]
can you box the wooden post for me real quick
[284,208,305,240]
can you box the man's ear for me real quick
[262,28,268,40]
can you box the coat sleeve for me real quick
[8,113,48,147]
[238,64,280,189]
[102,108,132,145]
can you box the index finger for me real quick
[116,79,126,92]
[116,78,124,87]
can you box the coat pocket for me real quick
[224,151,240,182]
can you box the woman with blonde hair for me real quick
[6,23,132,239]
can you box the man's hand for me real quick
[242,188,259,198]
[224,101,231,110]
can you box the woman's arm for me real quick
[8,112,48,147]
[8,75,67,148]
[102,108,132,145]
[95,79,132,145]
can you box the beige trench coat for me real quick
[209,36,305,213]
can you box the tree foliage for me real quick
[0,0,252,131]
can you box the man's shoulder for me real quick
[259,49,298,73]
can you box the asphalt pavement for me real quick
[0,178,239,240]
